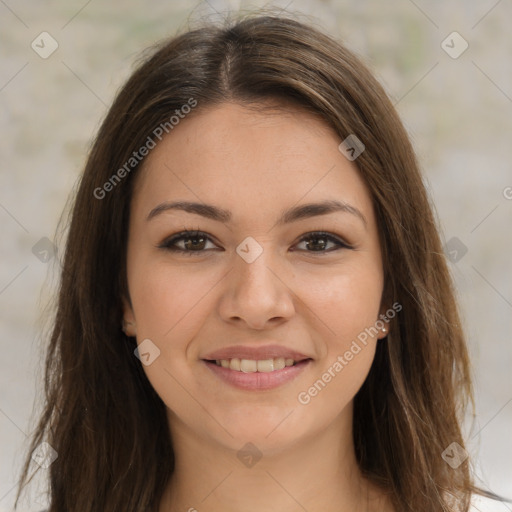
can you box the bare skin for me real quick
[123,102,395,512]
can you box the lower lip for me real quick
[203,359,312,391]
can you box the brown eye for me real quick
[159,230,218,254]
[293,231,352,253]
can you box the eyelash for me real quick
[158,229,353,256]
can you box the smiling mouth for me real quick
[202,357,313,391]
[203,357,312,373]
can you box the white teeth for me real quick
[273,358,286,370]
[258,359,274,372]
[240,359,257,372]
[214,357,297,372]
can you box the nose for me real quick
[217,247,296,330]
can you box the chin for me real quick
[214,407,307,447]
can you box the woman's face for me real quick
[123,102,387,453]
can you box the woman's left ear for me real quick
[376,305,391,340]
[377,321,388,340]
[121,296,137,337]
[377,284,394,340]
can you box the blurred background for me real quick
[1,0,511,510]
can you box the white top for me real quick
[470,494,511,511]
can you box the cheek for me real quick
[296,342,375,430]
[127,261,216,411]
[128,258,221,340]
[296,260,384,341]
[294,261,383,395]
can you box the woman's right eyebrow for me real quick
[146,199,367,229]
[146,200,231,223]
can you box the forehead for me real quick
[131,102,375,226]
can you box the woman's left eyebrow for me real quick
[146,199,367,229]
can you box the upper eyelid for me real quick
[159,230,218,248]
[295,232,353,250]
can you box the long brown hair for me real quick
[16,12,498,512]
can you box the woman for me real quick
[16,13,503,512]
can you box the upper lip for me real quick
[202,344,312,362]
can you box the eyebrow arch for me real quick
[146,199,367,228]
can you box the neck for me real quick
[159,403,390,512]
